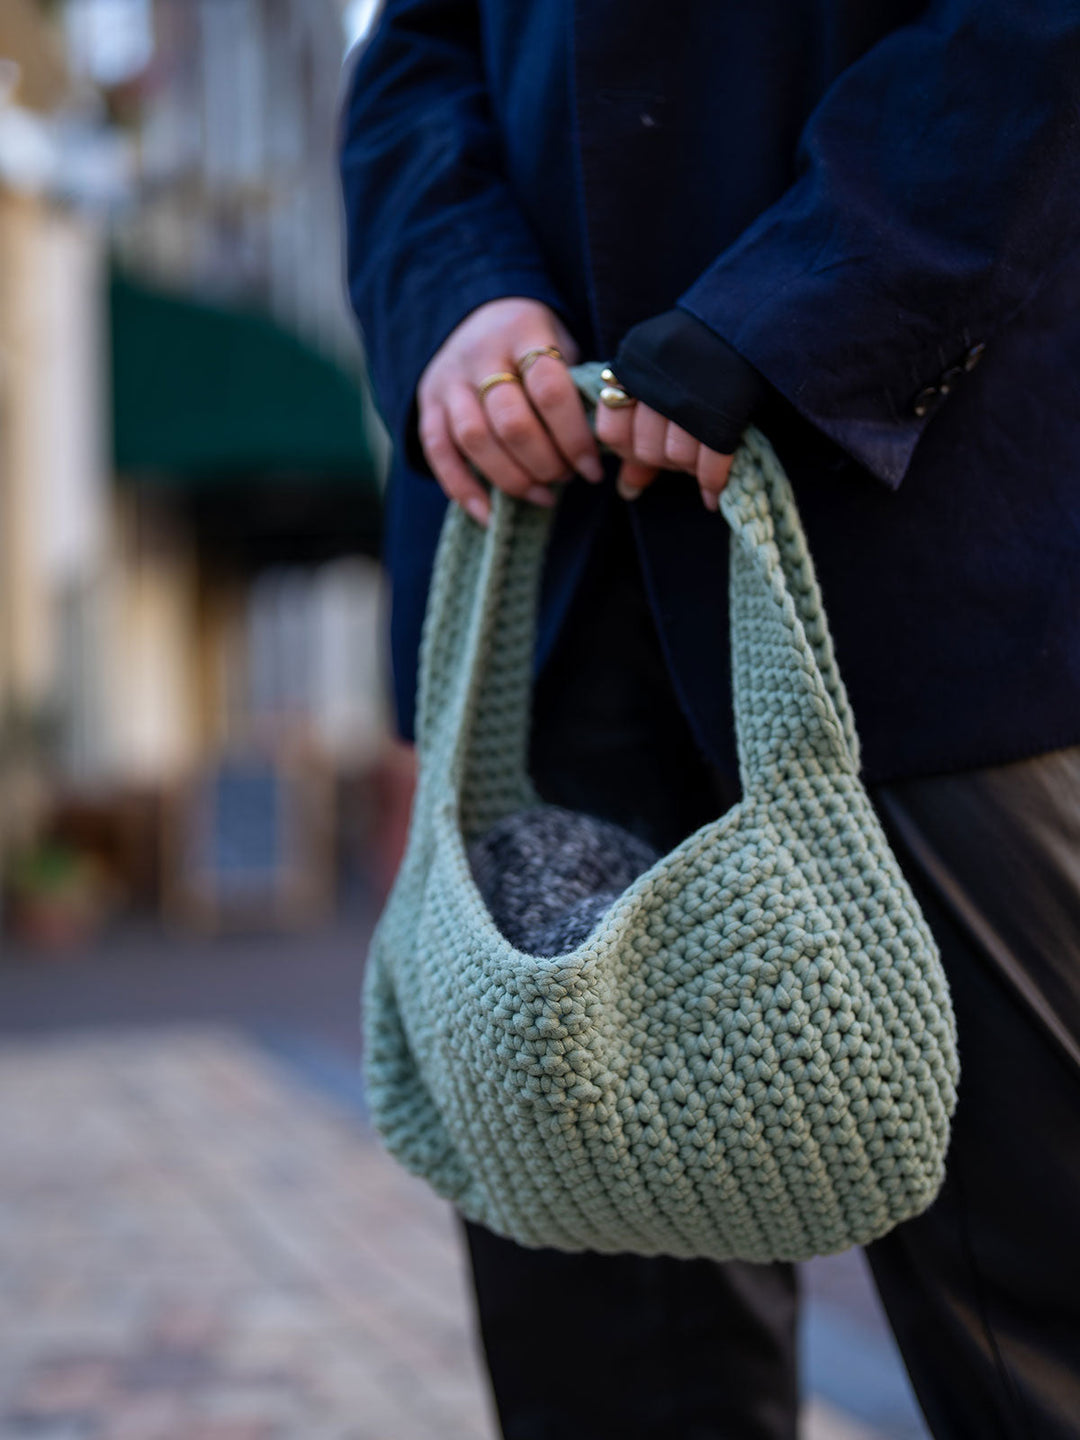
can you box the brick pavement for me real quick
[0,1024,893,1439]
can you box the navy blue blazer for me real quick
[340,0,1080,786]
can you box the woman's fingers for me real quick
[600,402,694,500]
[697,447,734,511]
[593,392,635,456]
[482,378,570,483]
[416,289,737,521]
[616,457,660,500]
[599,396,733,510]
[520,354,604,482]
[445,387,557,508]
[664,422,700,473]
[418,404,492,525]
[416,297,596,514]
[598,401,663,500]
[631,405,671,469]
[423,378,734,523]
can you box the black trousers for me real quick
[460,503,1080,1440]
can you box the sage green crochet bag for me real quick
[364,363,959,1263]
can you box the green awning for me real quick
[110,271,381,489]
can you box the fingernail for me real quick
[577,454,604,483]
[465,496,490,526]
[525,484,557,508]
[617,479,642,502]
[700,488,719,512]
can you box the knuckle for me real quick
[428,450,456,480]
[455,419,488,452]
[418,362,453,402]
[423,441,453,473]
[529,371,566,409]
[636,443,666,468]
[419,420,446,453]
[495,412,535,446]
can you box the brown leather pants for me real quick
[462,504,1080,1439]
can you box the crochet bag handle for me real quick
[722,426,861,790]
[413,362,860,832]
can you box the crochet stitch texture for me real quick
[363,366,959,1262]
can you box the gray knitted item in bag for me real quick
[468,806,660,957]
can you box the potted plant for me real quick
[6,839,106,951]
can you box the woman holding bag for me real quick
[340,2,1080,1435]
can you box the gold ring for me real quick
[476,371,522,401]
[598,367,636,409]
[516,345,565,378]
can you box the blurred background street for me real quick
[0,916,931,1440]
[0,0,391,955]
[0,3,932,1437]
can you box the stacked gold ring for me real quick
[476,371,522,401]
[516,345,565,377]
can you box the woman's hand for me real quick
[594,399,734,512]
[598,309,763,511]
[416,297,604,525]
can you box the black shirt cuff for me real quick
[613,309,766,454]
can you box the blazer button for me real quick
[912,386,940,419]
[963,342,986,371]
[938,365,966,396]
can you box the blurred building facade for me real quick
[113,0,362,360]
[0,0,389,937]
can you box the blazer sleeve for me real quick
[677,0,1080,488]
[339,0,566,458]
